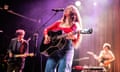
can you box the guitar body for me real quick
[40,30,67,56]
[99,58,111,68]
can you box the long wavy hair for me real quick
[61,5,82,28]
[61,5,83,48]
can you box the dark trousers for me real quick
[7,62,24,72]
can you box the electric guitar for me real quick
[87,51,111,67]
[13,53,34,58]
[40,28,93,56]
[4,53,34,63]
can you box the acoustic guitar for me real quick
[40,28,93,56]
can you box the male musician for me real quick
[7,29,29,72]
[87,43,115,72]
[98,43,115,72]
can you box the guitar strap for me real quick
[14,40,23,54]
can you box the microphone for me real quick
[52,8,64,12]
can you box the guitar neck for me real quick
[14,53,34,58]
[14,54,25,58]
[57,28,93,39]
[80,28,93,34]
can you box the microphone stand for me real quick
[33,33,38,54]
[33,11,59,72]
[34,12,58,33]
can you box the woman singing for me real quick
[43,5,82,72]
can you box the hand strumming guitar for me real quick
[44,34,50,44]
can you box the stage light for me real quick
[93,2,97,6]
[75,1,81,7]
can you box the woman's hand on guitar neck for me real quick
[44,34,50,44]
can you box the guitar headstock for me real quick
[80,28,93,34]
